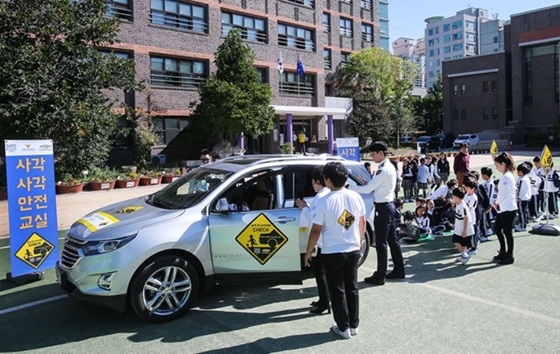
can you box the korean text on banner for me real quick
[336,137,361,162]
[4,140,59,277]
[541,144,553,170]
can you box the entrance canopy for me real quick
[271,105,347,117]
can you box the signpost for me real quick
[532,144,560,235]
[336,137,360,162]
[4,140,59,283]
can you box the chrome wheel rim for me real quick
[142,265,192,316]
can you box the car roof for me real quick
[211,154,362,173]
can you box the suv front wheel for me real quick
[129,255,199,323]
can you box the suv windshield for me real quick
[147,167,233,209]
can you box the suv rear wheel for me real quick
[358,229,371,267]
[130,255,199,323]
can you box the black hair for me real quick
[416,197,426,204]
[403,210,415,222]
[494,152,516,172]
[419,157,425,163]
[469,170,480,180]
[368,141,388,154]
[480,167,493,177]
[211,152,220,161]
[323,162,348,188]
[447,179,458,188]
[311,166,326,187]
[200,148,210,155]
[394,198,404,209]
[415,205,425,215]
[460,143,468,148]
[463,177,477,189]
[452,187,466,199]
[533,156,541,163]
[493,179,500,186]
[517,163,530,175]
[524,161,533,169]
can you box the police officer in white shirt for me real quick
[352,142,405,285]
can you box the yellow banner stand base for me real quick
[6,271,45,286]
[531,223,560,236]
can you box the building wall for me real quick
[509,5,560,142]
[442,52,509,136]
[480,19,504,54]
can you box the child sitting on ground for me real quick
[451,187,475,265]
[397,210,421,243]
[416,205,446,236]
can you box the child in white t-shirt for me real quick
[451,187,475,265]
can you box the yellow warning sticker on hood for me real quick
[116,206,144,214]
[78,212,120,233]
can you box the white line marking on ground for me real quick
[0,236,65,250]
[0,295,67,316]
[361,265,560,326]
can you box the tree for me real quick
[190,29,274,142]
[334,47,418,146]
[0,0,138,177]
[414,75,443,135]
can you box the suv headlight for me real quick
[82,235,136,256]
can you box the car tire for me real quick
[358,229,371,267]
[129,255,199,323]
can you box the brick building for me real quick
[442,4,560,145]
[103,0,384,162]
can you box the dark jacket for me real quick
[453,152,470,174]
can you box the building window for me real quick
[325,83,333,96]
[361,23,373,42]
[452,20,462,29]
[380,20,388,35]
[340,0,352,3]
[150,0,207,33]
[341,51,351,63]
[453,43,463,51]
[285,0,315,8]
[105,0,133,21]
[429,49,434,57]
[492,107,498,119]
[524,47,533,104]
[340,18,353,37]
[466,21,476,30]
[466,33,476,41]
[493,36,498,43]
[443,35,451,42]
[461,83,466,94]
[323,49,332,69]
[443,24,450,32]
[323,13,330,33]
[453,84,458,95]
[256,67,268,83]
[491,80,497,92]
[483,81,488,92]
[452,32,462,40]
[150,56,207,87]
[153,117,190,145]
[435,27,440,34]
[483,108,489,119]
[379,2,388,19]
[461,109,466,120]
[380,37,389,51]
[361,0,373,11]
[428,29,434,36]
[221,12,267,43]
[278,23,315,51]
[444,46,451,54]
[428,39,434,46]
[279,72,315,96]
[453,109,458,120]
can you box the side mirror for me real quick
[216,198,230,213]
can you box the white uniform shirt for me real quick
[454,201,475,236]
[543,170,559,193]
[312,189,366,254]
[417,164,429,183]
[352,157,396,203]
[463,193,478,221]
[482,179,494,199]
[516,175,531,202]
[431,185,449,200]
[533,166,545,180]
[301,187,330,247]
[428,164,440,181]
[496,171,517,213]
[527,171,540,196]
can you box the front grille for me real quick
[60,236,86,269]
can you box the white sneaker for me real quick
[350,327,358,336]
[461,253,471,265]
[486,228,494,236]
[479,236,489,242]
[331,324,351,339]
[468,249,477,256]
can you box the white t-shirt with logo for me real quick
[454,201,475,236]
[312,188,366,254]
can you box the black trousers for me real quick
[374,202,404,277]
[529,195,539,218]
[322,250,360,332]
[494,210,516,257]
[312,248,330,307]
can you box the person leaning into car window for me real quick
[200,149,213,165]
[296,166,331,315]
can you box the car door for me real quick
[208,168,302,285]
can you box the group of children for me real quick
[391,155,560,265]
[400,153,451,202]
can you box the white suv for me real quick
[453,134,480,148]
[56,155,374,323]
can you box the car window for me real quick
[214,170,277,212]
[148,167,233,209]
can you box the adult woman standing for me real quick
[492,152,518,265]
[438,152,450,184]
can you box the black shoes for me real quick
[492,253,506,262]
[499,256,514,265]
[309,304,331,315]
[310,301,319,307]
[386,271,405,279]
[364,272,385,285]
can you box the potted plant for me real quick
[139,170,163,186]
[88,166,117,191]
[56,173,84,194]
[161,168,182,184]
[115,171,140,189]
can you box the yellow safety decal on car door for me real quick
[235,213,288,265]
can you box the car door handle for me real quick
[273,217,296,223]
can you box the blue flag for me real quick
[296,54,305,76]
